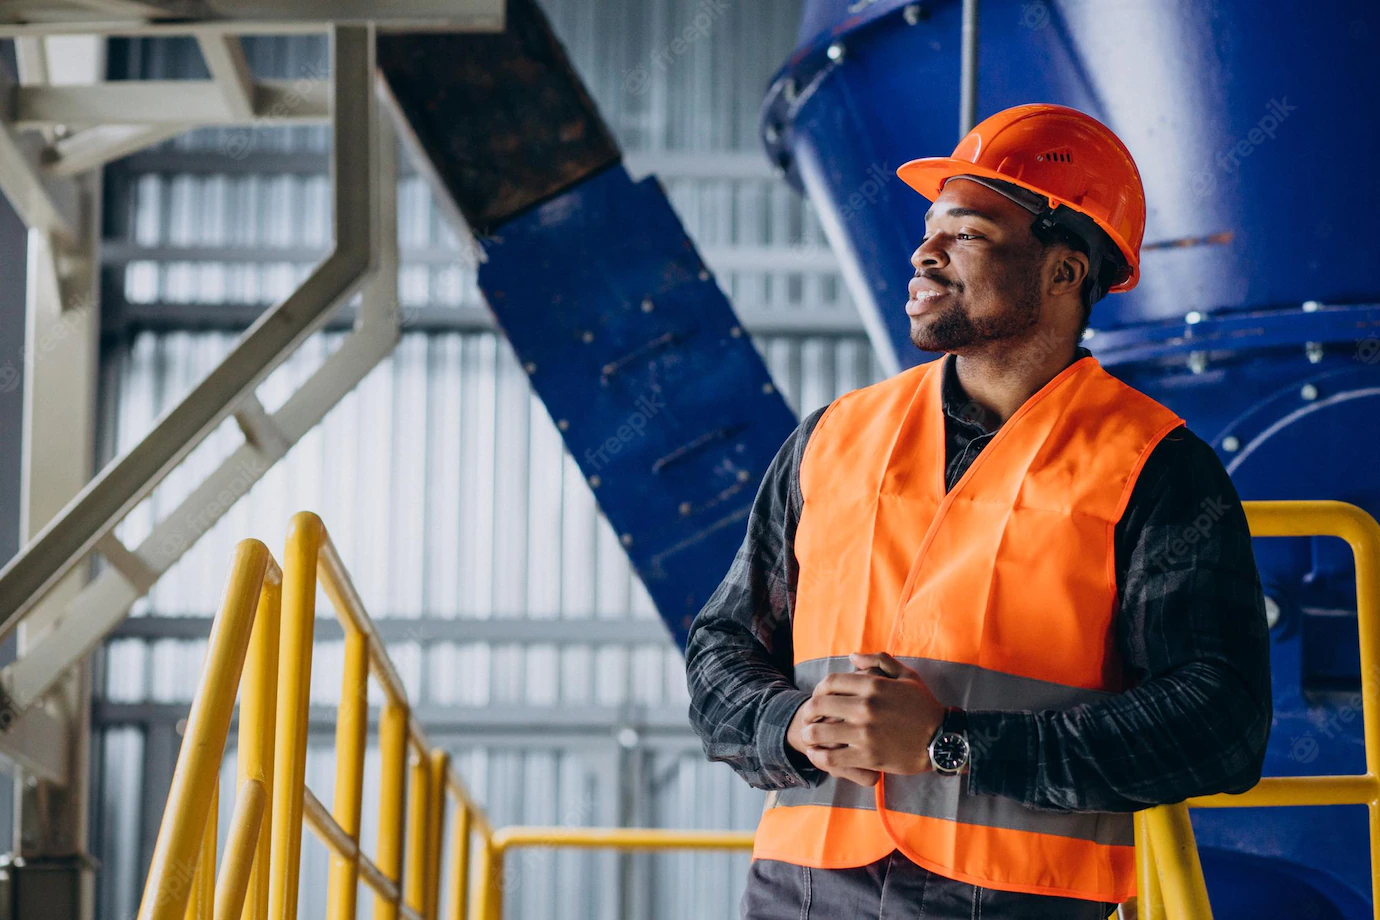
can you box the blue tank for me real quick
[761,1,1380,915]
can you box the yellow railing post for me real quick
[138,540,269,920]
[445,800,472,920]
[183,778,218,920]
[1243,500,1380,920]
[1241,501,1380,774]
[1138,501,1380,919]
[405,748,433,914]
[269,512,325,920]
[470,828,757,920]
[424,751,450,920]
[326,624,370,919]
[238,565,280,920]
[216,779,269,920]
[473,839,504,920]
[137,512,772,920]
[1141,803,1211,918]
[1133,810,1165,920]
[376,700,410,920]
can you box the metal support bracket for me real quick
[0,25,402,733]
[0,117,77,243]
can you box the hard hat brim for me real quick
[896,156,1140,292]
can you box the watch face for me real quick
[931,732,969,773]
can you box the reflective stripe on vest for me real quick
[769,657,1132,848]
[751,354,1183,903]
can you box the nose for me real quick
[912,233,948,271]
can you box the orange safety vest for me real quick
[752,353,1183,903]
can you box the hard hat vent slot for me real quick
[1037,150,1072,163]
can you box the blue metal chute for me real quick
[762,0,1380,914]
[378,4,796,649]
[476,165,798,647]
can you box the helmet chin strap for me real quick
[1029,203,1126,309]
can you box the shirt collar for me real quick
[941,346,1093,433]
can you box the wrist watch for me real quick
[927,707,970,775]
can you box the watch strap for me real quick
[929,706,969,775]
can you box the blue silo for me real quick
[760,1,1380,915]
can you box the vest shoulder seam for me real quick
[1089,363,1183,423]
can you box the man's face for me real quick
[906,178,1051,354]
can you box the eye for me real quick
[955,232,981,241]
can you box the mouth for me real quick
[906,286,950,317]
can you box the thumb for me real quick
[850,651,912,679]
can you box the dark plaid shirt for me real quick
[685,348,1273,812]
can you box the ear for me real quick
[1047,248,1090,297]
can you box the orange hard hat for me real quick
[896,104,1146,292]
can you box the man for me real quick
[685,104,1272,919]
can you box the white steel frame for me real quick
[0,10,494,902]
[0,1,504,35]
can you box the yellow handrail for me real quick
[473,828,756,920]
[151,504,1380,920]
[133,513,764,920]
[136,515,474,920]
[216,779,268,920]
[1137,500,1380,920]
[138,541,273,920]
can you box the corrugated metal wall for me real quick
[93,5,883,919]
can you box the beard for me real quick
[908,264,1043,353]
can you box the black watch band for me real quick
[942,706,968,737]
[928,706,970,775]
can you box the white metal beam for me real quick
[13,79,332,128]
[3,89,402,710]
[0,0,505,35]
[12,37,49,83]
[91,533,159,595]
[0,26,376,644]
[0,42,80,240]
[12,170,102,869]
[57,0,169,16]
[43,123,185,177]
[0,28,405,713]
[0,705,69,784]
[18,229,98,546]
[195,32,255,121]
[0,124,78,242]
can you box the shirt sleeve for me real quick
[684,407,828,791]
[964,426,1274,812]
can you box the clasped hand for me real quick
[786,652,945,787]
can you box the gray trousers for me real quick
[741,852,1119,920]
